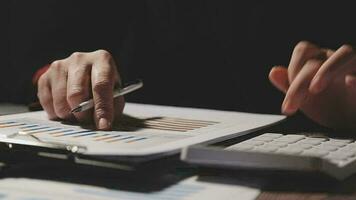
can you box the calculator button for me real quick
[274,135,305,143]
[331,151,355,158]
[267,141,288,148]
[338,146,356,153]
[227,145,254,151]
[343,143,356,148]
[260,133,283,138]
[313,144,338,151]
[322,141,347,147]
[302,149,329,157]
[299,138,325,145]
[288,143,313,150]
[254,145,278,153]
[277,147,303,155]
[239,140,264,146]
[325,152,354,161]
[306,137,327,142]
[329,138,353,144]
[250,136,274,142]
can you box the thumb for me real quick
[269,66,289,93]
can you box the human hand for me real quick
[269,41,356,130]
[37,50,125,130]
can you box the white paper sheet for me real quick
[0,176,260,200]
[0,103,285,156]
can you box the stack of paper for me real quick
[0,103,285,157]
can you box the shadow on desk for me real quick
[3,152,356,197]
[0,153,196,192]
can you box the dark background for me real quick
[1,0,356,115]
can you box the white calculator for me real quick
[181,132,356,180]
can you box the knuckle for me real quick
[37,73,48,87]
[95,49,112,61]
[92,82,114,119]
[306,58,322,65]
[93,80,112,93]
[67,87,85,102]
[49,60,69,77]
[294,41,313,54]
[50,60,62,71]
[305,59,323,69]
[95,101,112,118]
[70,52,84,60]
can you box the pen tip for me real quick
[71,107,81,113]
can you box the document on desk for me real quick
[0,103,285,156]
[0,176,260,200]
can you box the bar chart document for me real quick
[0,103,285,157]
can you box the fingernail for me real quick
[98,118,111,130]
[282,99,296,115]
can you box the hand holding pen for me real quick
[37,50,141,130]
[71,80,143,113]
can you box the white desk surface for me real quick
[0,103,29,116]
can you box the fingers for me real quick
[66,53,92,123]
[287,41,323,82]
[37,73,57,119]
[91,50,116,130]
[310,44,356,94]
[282,59,322,115]
[37,49,124,130]
[269,66,289,93]
[346,74,356,88]
[276,41,331,116]
[321,48,335,58]
[49,60,73,120]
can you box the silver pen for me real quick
[71,79,143,113]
